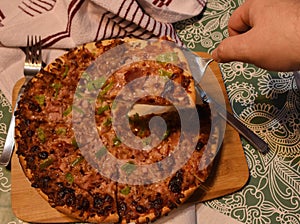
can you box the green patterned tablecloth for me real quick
[0,0,299,223]
[175,0,300,223]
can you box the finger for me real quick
[227,1,252,36]
[212,32,253,63]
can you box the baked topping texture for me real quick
[15,38,214,223]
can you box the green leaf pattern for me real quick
[176,0,300,223]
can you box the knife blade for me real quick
[131,53,269,154]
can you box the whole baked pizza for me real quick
[15,37,216,223]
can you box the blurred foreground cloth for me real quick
[0,0,206,48]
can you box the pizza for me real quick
[15,38,216,223]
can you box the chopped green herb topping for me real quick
[143,137,151,146]
[162,129,170,140]
[71,138,79,149]
[113,136,121,146]
[82,71,106,91]
[39,157,53,170]
[158,69,173,78]
[81,72,92,81]
[156,52,179,63]
[34,95,45,107]
[103,117,112,126]
[94,77,106,88]
[62,65,69,78]
[121,161,136,175]
[65,172,74,184]
[56,127,66,135]
[95,147,107,158]
[97,105,110,115]
[99,81,114,98]
[51,82,62,98]
[72,105,85,114]
[71,156,84,167]
[120,186,131,195]
[63,106,72,116]
[37,127,46,143]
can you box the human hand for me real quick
[211,0,300,72]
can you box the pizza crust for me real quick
[15,37,214,223]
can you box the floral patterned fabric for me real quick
[0,0,299,223]
[175,0,300,223]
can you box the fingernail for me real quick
[211,49,220,62]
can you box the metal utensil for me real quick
[187,55,269,154]
[0,36,42,166]
[131,56,269,154]
[196,85,269,154]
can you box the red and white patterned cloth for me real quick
[0,0,206,48]
[0,0,206,103]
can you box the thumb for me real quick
[212,33,252,63]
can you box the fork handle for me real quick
[0,110,16,166]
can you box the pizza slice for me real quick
[15,37,215,224]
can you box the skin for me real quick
[211,0,300,72]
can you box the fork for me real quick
[0,36,42,167]
[189,56,269,154]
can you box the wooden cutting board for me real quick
[11,52,249,223]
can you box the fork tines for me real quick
[26,35,42,65]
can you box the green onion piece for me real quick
[62,65,69,78]
[81,72,91,81]
[156,52,179,63]
[99,81,114,97]
[75,92,83,99]
[121,161,136,175]
[97,105,110,115]
[39,157,53,170]
[143,137,151,146]
[72,105,85,114]
[51,82,62,98]
[103,117,112,126]
[86,77,106,91]
[158,69,173,78]
[56,127,66,135]
[111,101,118,110]
[37,127,46,143]
[95,147,107,158]
[65,172,74,184]
[34,95,45,107]
[71,138,79,149]
[120,186,131,195]
[71,156,84,167]
[113,136,121,146]
[63,106,72,116]
[162,129,170,140]
[87,82,95,91]
[93,77,106,89]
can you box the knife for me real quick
[131,53,269,154]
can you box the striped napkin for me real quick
[0,0,206,102]
[0,0,206,48]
